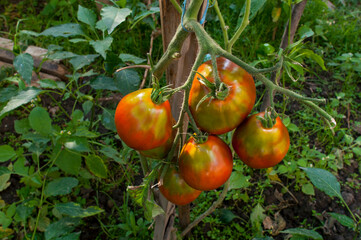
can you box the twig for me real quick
[180,180,230,237]
[116,65,151,72]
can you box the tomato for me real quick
[232,112,290,169]
[114,88,173,151]
[159,165,202,205]
[188,57,256,135]
[139,127,176,159]
[178,135,233,191]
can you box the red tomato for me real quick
[159,165,202,206]
[178,135,233,191]
[139,126,176,159]
[232,112,290,169]
[188,57,256,135]
[114,88,173,151]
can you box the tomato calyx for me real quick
[194,71,229,111]
[150,82,174,104]
[190,132,208,145]
[257,107,279,129]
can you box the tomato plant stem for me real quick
[213,0,229,50]
[169,0,182,14]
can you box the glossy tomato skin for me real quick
[179,135,233,191]
[114,88,173,151]
[159,165,202,206]
[189,57,256,135]
[139,126,176,159]
[232,112,290,169]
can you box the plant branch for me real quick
[169,0,182,14]
[213,0,229,49]
[180,180,230,237]
[116,65,151,72]
[227,0,251,52]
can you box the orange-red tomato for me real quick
[114,88,173,151]
[159,165,202,206]
[139,127,176,159]
[178,135,233,191]
[189,57,256,135]
[232,112,290,169]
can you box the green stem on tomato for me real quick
[213,0,229,50]
[227,0,251,53]
[169,0,182,14]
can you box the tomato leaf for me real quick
[89,36,113,59]
[44,217,81,240]
[29,107,53,136]
[98,6,131,34]
[228,171,251,190]
[114,69,141,96]
[69,54,99,70]
[77,5,97,28]
[85,155,108,178]
[40,23,85,37]
[90,75,118,91]
[55,149,82,175]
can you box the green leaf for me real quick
[54,202,104,218]
[47,51,78,60]
[228,171,251,190]
[237,0,266,26]
[40,23,85,37]
[301,167,342,199]
[13,53,34,84]
[281,228,323,240]
[39,79,66,90]
[355,136,361,145]
[0,85,18,103]
[287,123,299,132]
[144,200,164,221]
[114,69,140,96]
[85,155,108,178]
[0,211,12,229]
[100,146,124,164]
[69,54,99,71]
[352,147,361,156]
[29,107,52,135]
[89,36,113,59]
[119,53,146,64]
[56,232,81,240]
[0,167,11,176]
[44,217,81,240]
[55,149,82,175]
[0,87,42,117]
[99,6,132,34]
[0,145,16,162]
[77,5,96,28]
[250,203,266,231]
[64,137,90,152]
[298,26,315,39]
[15,201,34,222]
[90,75,118,91]
[299,49,327,71]
[216,209,238,223]
[73,126,98,138]
[130,7,160,29]
[101,109,117,132]
[45,177,79,197]
[302,183,315,195]
[14,157,29,176]
[82,101,93,115]
[328,212,355,229]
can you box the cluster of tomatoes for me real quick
[114,57,290,206]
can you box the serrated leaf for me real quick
[114,69,140,96]
[100,6,132,34]
[328,212,355,229]
[119,53,146,64]
[29,107,52,135]
[0,87,42,117]
[40,23,84,37]
[281,228,323,240]
[55,149,82,175]
[54,202,104,218]
[85,155,108,178]
[250,203,266,230]
[47,51,78,60]
[90,75,118,91]
[69,54,99,71]
[144,200,164,221]
[13,53,34,84]
[45,177,79,197]
[89,36,113,59]
[228,171,251,190]
[0,145,16,162]
[77,5,96,28]
[301,167,342,199]
[44,217,81,240]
